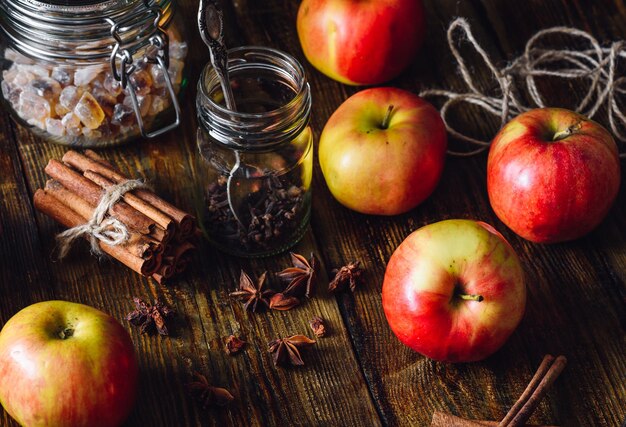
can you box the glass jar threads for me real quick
[196,46,313,257]
[0,0,187,147]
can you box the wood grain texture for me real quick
[0,0,624,426]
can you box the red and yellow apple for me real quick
[487,108,621,243]
[0,301,138,427]
[382,219,526,363]
[319,87,447,215]
[296,0,425,85]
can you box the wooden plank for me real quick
[477,2,626,426]
[0,111,59,427]
[300,0,626,426]
[0,0,624,426]
[1,0,382,425]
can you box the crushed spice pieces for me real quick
[267,335,316,367]
[187,372,234,408]
[309,316,327,337]
[224,335,246,355]
[328,261,363,293]
[269,293,300,311]
[277,252,317,298]
[229,270,275,312]
[126,297,174,336]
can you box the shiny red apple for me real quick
[487,108,621,243]
[0,301,138,427]
[319,87,447,215]
[296,0,425,85]
[382,219,526,363]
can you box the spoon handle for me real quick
[198,0,237,110]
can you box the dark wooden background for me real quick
[1,0,625,426]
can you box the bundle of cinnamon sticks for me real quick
[33,150,197,284]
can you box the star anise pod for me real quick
[277,252,317,298]
[309,316,327,337]
[268,335,316,367]
[269,293,300,311]
[126,297,174,335]
[328,261,363,293]
[187,372,234,408]
[224,335,246,355]
[229,270,274,312]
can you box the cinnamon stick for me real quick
[157,261,175,280]
[152,273,166,285]
[431,412,554,427]
[81,149,196,237]
[500,356,567,427]
[167,241,195,266]
[63,150,196,238]
[175,259,189,273]
[150,226,170,245]
[45,159,155,235]
[34,189,159,276]
[44,180,161,259]
[44,179,96,220]
[83,170,176,234]
[84,149,114,168]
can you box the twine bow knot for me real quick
[56,179,149,258]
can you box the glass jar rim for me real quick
[196,46,312,150]
[198,46,308,121]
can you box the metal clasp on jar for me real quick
[105,2,181,138]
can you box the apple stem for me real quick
[381,105,394,130]
[553,120,583,141]
[458,293,484,302]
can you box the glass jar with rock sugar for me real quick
[196,46,313,257]
[0,0,188,147]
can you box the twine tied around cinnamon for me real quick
[420,18,626,157]
[56,179,149,258]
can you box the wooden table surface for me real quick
[1,0,625,426]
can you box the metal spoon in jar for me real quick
[197,0,245,226]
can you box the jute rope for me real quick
[420,18,626,157]
[56,179,148,258]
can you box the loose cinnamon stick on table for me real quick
[44,180,160,259]
[499,355,567,427]
[431,412,555,427]
[63,150,196,239]
[45,159,155,235]
[431,355,566,427]
[33,189,159,276]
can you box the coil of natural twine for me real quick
[420,18,626,158]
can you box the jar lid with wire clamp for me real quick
[0,0,188,147]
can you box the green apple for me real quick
[319,87,447,215]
